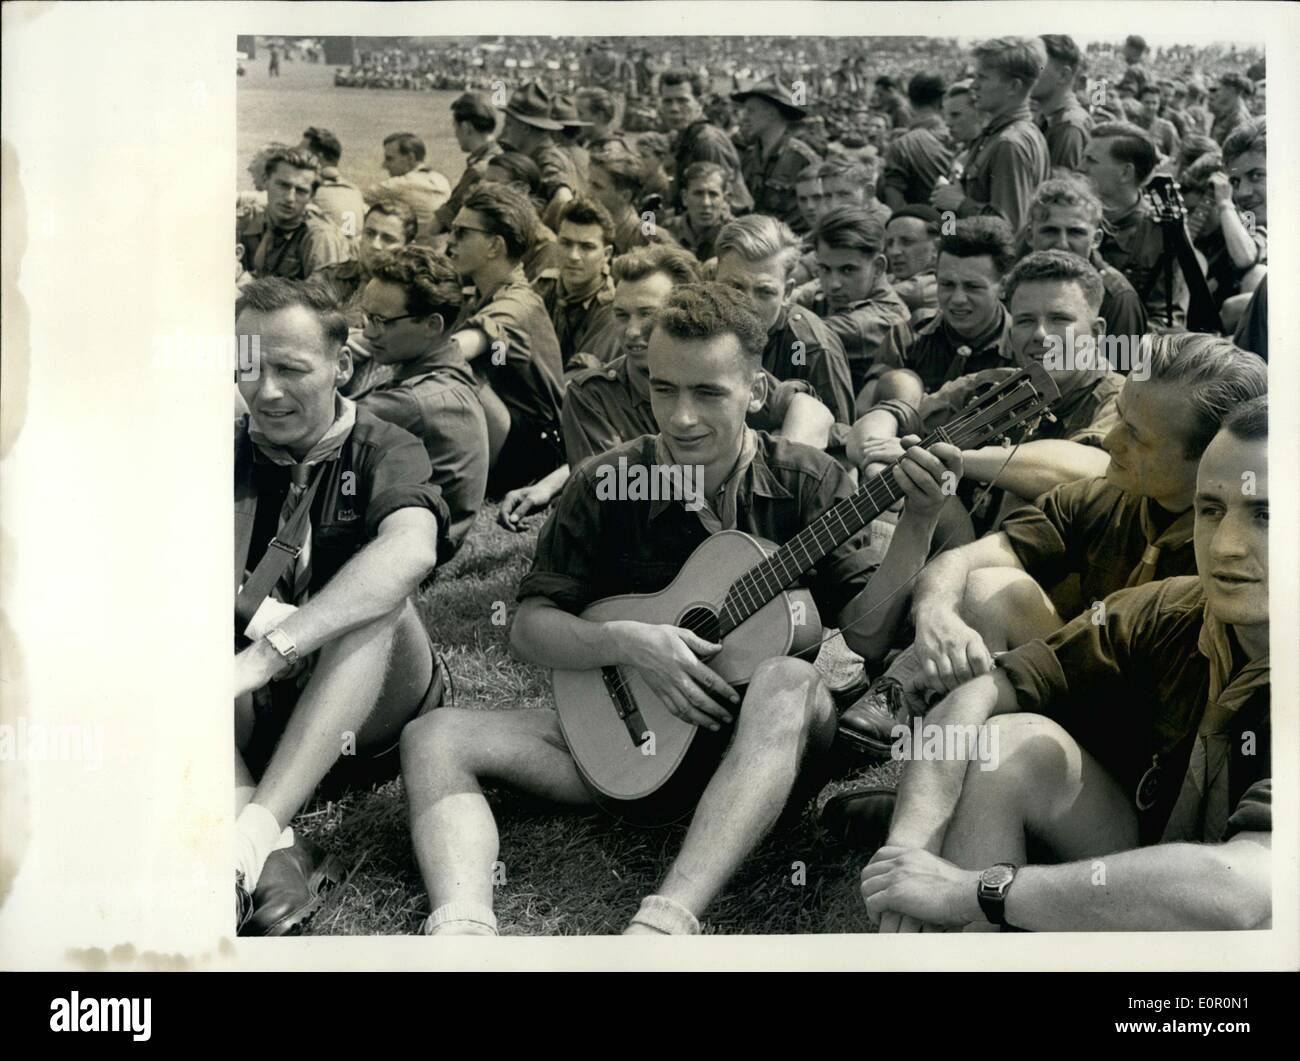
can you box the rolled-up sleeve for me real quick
[516,470,603,613]
[364,431,449,548]
[1224,778,1271,838]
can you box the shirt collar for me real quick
[646,430,791,521]
[978,101,1034,139]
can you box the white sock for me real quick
[422,901,498,936]
[235,802,283,891]
[627,894,701,935]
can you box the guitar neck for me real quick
[714,364,1059,637]
[716,455,910,637]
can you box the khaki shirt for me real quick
[959,102,1050,232]
[1036,93,1092,173]
[251,215,353,280]
[357,342,490,557]
[763,304,855,426]
[364,165,453,237]
[741,127,822,231]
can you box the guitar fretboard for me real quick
[713,366,1055,636]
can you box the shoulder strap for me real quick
[234,463,327,634]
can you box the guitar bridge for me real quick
[601,667,651,748]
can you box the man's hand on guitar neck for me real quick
[611,621,741,732]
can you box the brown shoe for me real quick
[837,678,912,760]
[243,836,345,937]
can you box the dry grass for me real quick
[292,504,897,936]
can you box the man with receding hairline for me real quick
[233,277,449,935]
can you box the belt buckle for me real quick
[268,537,302,560]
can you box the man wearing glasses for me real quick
[354,247,490,558]
[446,183,567,497]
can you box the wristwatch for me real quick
[263,627,300,667]
[977,862,1018,927]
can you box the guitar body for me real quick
[552,530,822,825]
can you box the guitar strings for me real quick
[776,440,1028,664]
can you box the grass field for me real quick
[238,60,466,194]
[291,502,897,936]
[240,60,895,936]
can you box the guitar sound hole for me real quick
[678,605,721,645]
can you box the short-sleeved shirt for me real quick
[997,576,1270,845]
[1099,196,1190,329]
[741,127,823,231]
[763,304,855,426]
[1000,477,1197,609]
[1036,93,1093,173]
[453,265,566,433]
[433,141,503,232]
[364,165,453,238]
[958,103,1051,232]
[313,168,369,235]
[561,353,813,467]
[872,307,1015,394]
[357,342,490,556]
[672,120,753,214]
[791,278,913,394]
[251,216,353,280]
[532,269,617,374]
[237,406,450,599]
[518,430,877,625]
[881,113,954,205]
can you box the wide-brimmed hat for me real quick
[731,75,808,120]
[503,81,564,131]
[551,94,592,128]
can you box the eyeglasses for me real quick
[361,310,419,330]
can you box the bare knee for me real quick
[874,368,924,404]
[741,658,834,744]
[400,707,475,781]
[981,712,1078,792]
[962,568,1054,648]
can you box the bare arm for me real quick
[837,441,961,663]
[235,507,439,697]
[912,530,1026,622]
[1005,833,1271,931]
[961,439,1110,501]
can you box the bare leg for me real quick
[941,712,1139,872]
[646,657,836,922]
[960,567,1066,653]
[250,600,431,827]
[475,376,511,467]
[401,708,593,917]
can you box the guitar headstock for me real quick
[1143,174,1187,226]
[938,363,1061,451]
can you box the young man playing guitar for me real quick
[400,282,965,936]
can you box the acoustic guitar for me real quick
[552,363,1061,824]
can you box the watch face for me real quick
[982,864,1015,890]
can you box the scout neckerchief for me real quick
[246,395,357,607]
[1157,608,1269,843]
[1124,497,1196,587]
